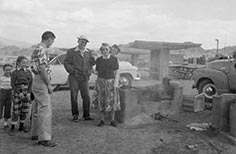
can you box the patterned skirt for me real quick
[13,85,31,115]
[92,77,120,112]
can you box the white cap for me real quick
[77,35,89,42]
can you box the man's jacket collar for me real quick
[74,46,89,54]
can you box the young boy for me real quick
[9,56,33,136]
[0,63,13,130]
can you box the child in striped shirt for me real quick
[0,63,13,130]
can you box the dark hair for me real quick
[16,56,28,66]
[99,43,112,53]
[41,31,56,41]
[112,44,120,53]
[3,63,12,70]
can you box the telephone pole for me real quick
[215,39,219,55]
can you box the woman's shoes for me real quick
[98,120,118,127]
[98,120,105,127]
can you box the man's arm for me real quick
[89,50,96,66]
[38,64,53,94]
[64,50,75,74]
[90,56,96,66]
[38,64,51,86]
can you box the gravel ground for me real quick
[0,88,236,154]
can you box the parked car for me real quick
[192,58,236,102]
[50,53,141,91]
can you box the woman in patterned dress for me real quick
[93,43,120,127]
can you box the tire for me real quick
[119,74,132,88]
[198,79,217,102]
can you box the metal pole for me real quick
[215,39,219,55]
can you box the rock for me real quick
[124,113,154,126]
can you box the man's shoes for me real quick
[19,125,30,133]
[72,115,79,122]
[110,120,117,127]
[84,117,94,121]
[31,136,38,140]
[98,120,105,127]
[38,140,57,147]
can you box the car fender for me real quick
[119,69,134,78]
[50,65,68,85]
[193,68,229,93]
[118,62,140,80]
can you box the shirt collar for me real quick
[17,68,26,71]
[102,54,111,59]
[39,43,47,48]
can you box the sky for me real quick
[0,0,236,49]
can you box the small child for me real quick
[0,64,13,130]
[9,56,33,135]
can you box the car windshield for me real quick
[51,54,66,65]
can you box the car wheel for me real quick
[198,79,216,102]
[119,74,132,88]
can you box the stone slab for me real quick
[212,94,236,132]
[193,94,205,112]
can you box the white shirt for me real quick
[0,76,11,90]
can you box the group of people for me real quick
[0,31,122,147]
[0,57,33,134]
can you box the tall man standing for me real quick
[64,35,96,122]
[31,31,57,147]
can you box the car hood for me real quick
[119,61,138,70]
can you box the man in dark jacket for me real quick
[64,35,95,122]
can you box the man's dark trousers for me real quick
[68,74,90,118]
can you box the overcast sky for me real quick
[0,0,235,49]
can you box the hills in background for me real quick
[0,36,235,59]
[0,37,64,56]
[0,37,31,48]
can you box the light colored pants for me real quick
[31,75,52,141]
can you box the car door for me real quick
[50,54,68,85]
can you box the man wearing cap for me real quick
[64,35,96,122]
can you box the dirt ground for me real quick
[1,69,236,154]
